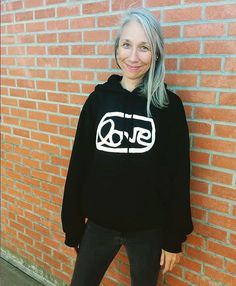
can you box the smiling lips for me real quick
[125,63,141,72]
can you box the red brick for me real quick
[205,266,236,285]
[13,128,30,138]
[84,30,110,42]
[184,23,224,37]
[179,90,216,104]
[195,107,236,123]
[48,114,69,125]
[226,260,236,274]
[57,6,80,17]
[71,45,95,55]
[205,41,236,54]
[192,165,232,184]
[2,97,18,106]
[31,132,49,143]
[38,123,57,134]
[165,58,177,70]
[46,0,65,4]
[212,184,236,201]
[98,14,120,27]
[16,34,34,44]
[37,57,57,67]
[47,19,68,30]
[70,94,88,105]
[1,13,14,23]
[1,57,15,65]
[19,100,36,109]
[191,179,209,194]
[41,163,60,177]
[214,124,236,139]
[208,241,236,260]
[186,246,223,268]
[191,207,206,222]
[36,80,56,91]
[146,0,180,6]
[15,11,33,21]
[83,58,109,69]
[25,0,43,8]
[82,84,96,94]
[48,92,68,102]
[38,101,57,112]
[37,33,57,43]
[1,36,15,45]
[220,92,236,105]
[180,58,221,71]
[7,23,25,33]
[194,136,235,155]
[83,1,108,14]
[58,32,82,43]
[59,105,79,115]
[185,0,222,2]
[166,41,200,54]
[31,169,50,181]
[190,150,209,165]
[192,194,229,214]
[26,46,46,55]
[28,111,47,121]
[35,8,55,19]
[70,17,95,29]
[59,58,81,68]
[209,213,236,231]
[230,233,236,245]
[225,58,236,72]
[71,71,94,81]
[27,90,46,100]
[228,23,236,36]
[50,136,70,147]
[166,275,190,286]
[206,4,236,20]
[185,271,217,286]
[162,25,181,38]
[165,73,197,87]
[16,57,35,66]
[58,82,80,93]
[164,7,201,22]
[112,0,142,10]
[48,70,69,80]
[212,154,236,171]
[97,72,113,82]
[3,0,23,10]
[18,233,33,245]
[48,46,69,55]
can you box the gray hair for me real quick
[114,7,169,117]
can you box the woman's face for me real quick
[116,19,152,85]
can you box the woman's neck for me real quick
[120,77,140,92]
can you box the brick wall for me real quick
[1,0,236,285]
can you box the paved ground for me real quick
[0,258,43,286]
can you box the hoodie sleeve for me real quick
[61,93,96,247]
[162,94,193,253]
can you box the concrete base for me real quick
[0,258,43,286]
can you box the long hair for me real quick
[114,7,169,117]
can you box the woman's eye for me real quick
[122,43,130,48]
[140,46,149,51]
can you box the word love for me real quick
[96,111,156,153]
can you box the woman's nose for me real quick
[129,48,139,61]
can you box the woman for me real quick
[61,7,193,286]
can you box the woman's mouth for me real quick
[125,63,141,72]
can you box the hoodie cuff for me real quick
[64,223,86,247]
[162,239,183,253]
[162,232,186,253]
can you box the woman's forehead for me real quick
[120,19,149,43]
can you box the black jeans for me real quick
[70,220,163,286]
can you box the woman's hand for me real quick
[160,249,181,274]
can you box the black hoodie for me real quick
[61,75,193,253]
